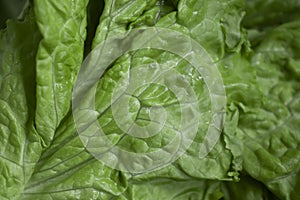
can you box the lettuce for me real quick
[0,8,42,199]
[0,0,299,199]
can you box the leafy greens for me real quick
[0,0,299,199]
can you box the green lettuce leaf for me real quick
[34,0,89,145]
[243,20,300,200]
[21,112,128,199]
[0,8,42,199]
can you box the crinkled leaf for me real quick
[34,0,89,145]
[0,8,42,199]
